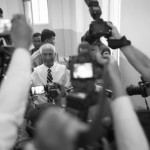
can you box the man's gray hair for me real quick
[40,43,56,54]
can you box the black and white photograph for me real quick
[0,0,150,150]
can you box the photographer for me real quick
[95,52,149,150]
[107,22,150,82]
[0,14,32,150]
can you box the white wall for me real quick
[0,0,24,19]
[120,0,150,108]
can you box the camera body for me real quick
[82,0,111,44]
[126,77,150,98]
[46,83,61,99]
[31,83,61,100]
[66,42,104,122]
[66,91,99,110]
[69,42,103,81]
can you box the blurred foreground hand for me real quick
[11,14,32,50]
[29,107,88,150]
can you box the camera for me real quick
[66,42,105,122]
[70,42,103,81]
[82,0,111,44]
[31,83,62,101]
[126,76,150,98]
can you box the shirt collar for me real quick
[43,63,56,70]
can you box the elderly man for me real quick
[31,43,70,104]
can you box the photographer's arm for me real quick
[104,56,149,150]
[121,45,150,81]
[107,22,150,82]
[0,15,32,150]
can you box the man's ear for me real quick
[44,39,49,44]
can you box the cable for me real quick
[144,98,150,110]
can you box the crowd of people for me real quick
[0,9,150,150]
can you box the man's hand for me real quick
[11,14,32,50]
[35,107,88,150]
[106,22,122,40]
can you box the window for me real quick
[23,0,33,24]
[31,0,49,24]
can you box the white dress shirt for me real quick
[31,63,70,104]
[0,48,31,150]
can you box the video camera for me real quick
[81,0,111,44]
[126,76,150,98]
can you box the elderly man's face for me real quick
[42,47,55,68]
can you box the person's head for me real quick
[40,43,56,68]
[41,29,56,45]
[32,33,41,50]
[0,8,3,18]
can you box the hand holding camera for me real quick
[106,22,122,40]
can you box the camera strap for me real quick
[107,36,131,49]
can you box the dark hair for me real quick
[0,8,3,14]
[32,32,41,38]
[41,29,55,43]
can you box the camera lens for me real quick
[126,84,142,96]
